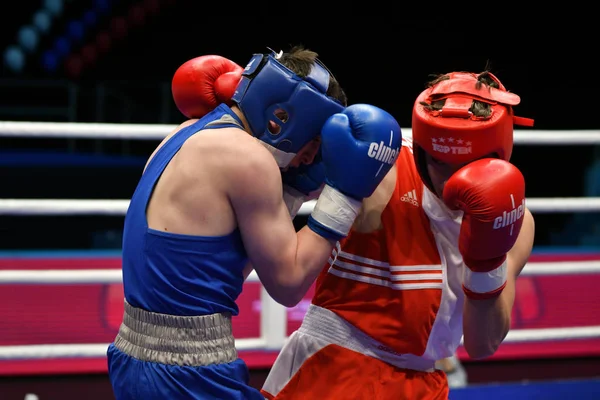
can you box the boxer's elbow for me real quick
[274,291,304,308]
[250,255,306,308]
[463,337,501,360]
[462,310,510,359]
[464,345,497,360]
[264,282,305,308]
[462,288,513,360]
[260,269,307,308]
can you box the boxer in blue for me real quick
[107,46,403,399]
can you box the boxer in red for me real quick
[262,71,536,399]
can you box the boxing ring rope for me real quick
[1,122,600,361]
[3,259,600,286]
[2,197,600,215]
[1,120,599,143]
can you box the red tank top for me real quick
[312,135,465,359]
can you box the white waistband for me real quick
[299,304,436,372]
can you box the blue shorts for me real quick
[107,343,264,400]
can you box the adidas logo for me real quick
[401,189,419,207]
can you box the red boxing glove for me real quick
[171,55,243,119]
[443,159,526,300]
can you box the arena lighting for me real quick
[109,16,128,41]
[81,44,98,66]
[30,4,62,73]
[65,54,83,79]
[3,46,25,73]
[127,4,147,27]
[44,0,64,17]
[49,4,101,76]
[32,10,52,34]
[39,0,110,75]
[83,10,98,27]
[63,0,159,79]
[67,19,85,44]
[95,31,112,54]
[63,0,170,79]
[52,36,71,59]
[143,0,161,15]
[20,27,39,56]
[94,0,111,15]
[8,0,67,74]
[8,18,48,73]
[41,50,59,72]
[43,35,71,73]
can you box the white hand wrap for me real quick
[462,260,508,300]
[282,185,306,219]
[309,184,362,239]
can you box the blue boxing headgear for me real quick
[232,51,345,168]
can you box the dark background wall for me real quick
[1,1,599,250]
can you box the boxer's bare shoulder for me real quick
[182,126,277,175]
[174,126,282,212]
[146,124,278,237]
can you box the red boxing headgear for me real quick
[412,72,534,190]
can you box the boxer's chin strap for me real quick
[256,139,296,168]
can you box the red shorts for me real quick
[261,339,449,400]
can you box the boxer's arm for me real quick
[229,147,336,307]
[462,208,535,359]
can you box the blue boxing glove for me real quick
[308,104,402,241]
[281,159,326,218]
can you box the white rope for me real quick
[1,325,598,360]
[0,121,171,140]
[0,269,261,284]
[519,261,600,276]
[512,130,600,145]
[457,325,600,345]
[0,338,268,360]
[1,121,599,144]
[1,197,600,216]
[300,198,600,214]
[0,261,595,285]
[503,326,600,343]
[0,270,123,284]
[0,199,131,216]
[524,198,600,213]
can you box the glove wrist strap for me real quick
[282,185,306,219]
[308,185,361,241]
[462,258,508,300]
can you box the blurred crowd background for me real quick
[1,1,598,252]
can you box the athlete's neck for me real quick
[230,105,253,136]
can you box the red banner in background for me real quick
[0,251,599,376]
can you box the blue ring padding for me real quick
[449,378,600,400]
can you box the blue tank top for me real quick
[121,104,248,316]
